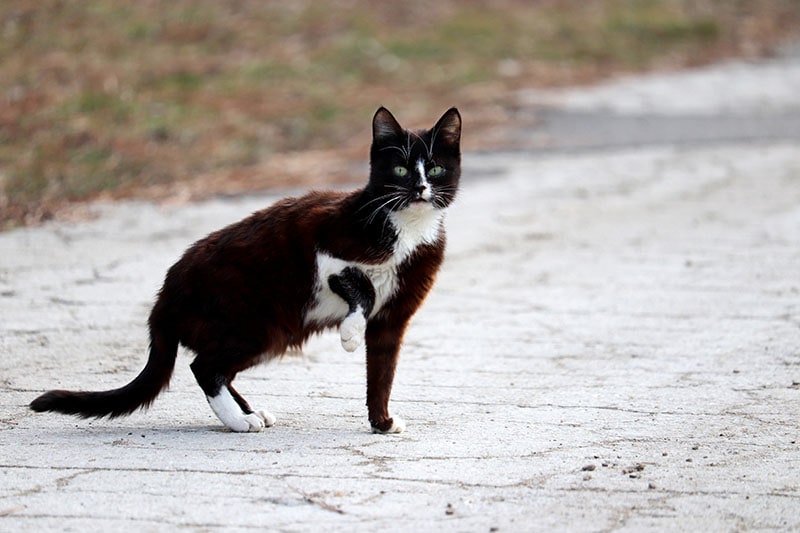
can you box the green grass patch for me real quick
[2,0,799,227]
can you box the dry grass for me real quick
[2,0,799,227]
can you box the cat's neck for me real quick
[387,203,445,263]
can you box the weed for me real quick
[1,0,799,227]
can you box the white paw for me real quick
[372,415,406,434]
[226,413,265,433]
[208,388,270,433]
[255,410,276,427]
[222,411,275,433]
[340,313,366,352]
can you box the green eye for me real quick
[393,166,408,177]
[427,165,445,178]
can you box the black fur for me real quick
[329,267,376,318]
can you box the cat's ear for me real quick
[432,107,461,149]
[372,107,403,141]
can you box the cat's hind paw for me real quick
[224,411,275,433]
[208,389,272,433]
[340,312,366,352]
[230,413,266,433]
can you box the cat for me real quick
[30,106,461,433]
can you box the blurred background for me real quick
[2,0,799,228]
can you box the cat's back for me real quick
[185,189,353,258]
[159,190,349,289]
[160,189,357,316]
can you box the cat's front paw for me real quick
[340,312,366,352]
[371,415,406,434]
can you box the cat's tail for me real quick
[30,303,178,419]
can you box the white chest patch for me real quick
[388,203,445,263]
[304,205,445,327]
[304,253,399,326]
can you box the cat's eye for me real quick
[393,166,408,177]
[427,166,445,178]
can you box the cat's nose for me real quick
[412,184,430,201]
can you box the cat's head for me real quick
[367,107,461,212]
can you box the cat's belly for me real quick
[304,252,398,326]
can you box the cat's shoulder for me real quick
[257,189,356,219]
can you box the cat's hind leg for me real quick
[228,382,276,428]
[190,360,272,433]
[207,386,266,432]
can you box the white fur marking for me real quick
[304,203,445,330]
[305,254,400,327]
[416,159,432,200]
[388,204,444,262]
[304,254,352,326]
[372,414,406,434]
[340,307,367,352]
[207,388,265,433]
[256,410,277,427]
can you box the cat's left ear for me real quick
[433,107,461,149]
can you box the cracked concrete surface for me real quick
[1,56,799,531]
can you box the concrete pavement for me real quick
[1,54,799,531]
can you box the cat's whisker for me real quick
[410,131,432,160]
[357,193,397,212]
[428,125,439,158]
[356,191,404,215]
[379,197,408,237]
[379,195,408,236]
[433,195,450,210]
[364,193,404,226]
[420,183,455,210]
[378,145,410,161]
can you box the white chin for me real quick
[403,200,434,212]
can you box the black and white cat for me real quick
[31,107,461,433]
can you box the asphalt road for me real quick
[1,53,799,531]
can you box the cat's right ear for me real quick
[372,107,404,141]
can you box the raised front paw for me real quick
[340,312,367,352]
